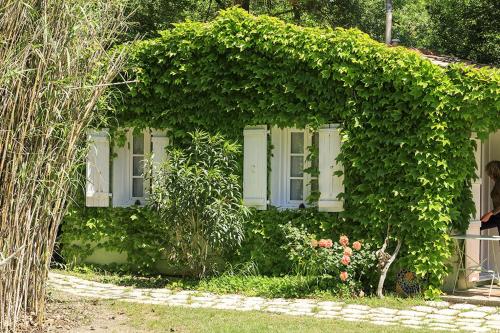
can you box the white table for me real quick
[452,234,500,297]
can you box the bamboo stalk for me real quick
[0,0,128,331]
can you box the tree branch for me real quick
[376,239,402,298]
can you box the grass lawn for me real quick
[48,291,437,333]
[53,267,429,310]
[110,301,428,333]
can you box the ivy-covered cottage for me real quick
[66,8,499,296]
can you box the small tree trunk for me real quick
[376,238,402,298]
[385,0,393,44]
[292,5,301,22]
[234,0,250,11]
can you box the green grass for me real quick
[109,301,431,333]
[53,267,428,309]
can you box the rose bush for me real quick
[282,224,378,293]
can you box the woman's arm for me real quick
[481,211,494,222]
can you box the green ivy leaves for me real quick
[107,8,500,294]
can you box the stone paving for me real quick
[48,272,500,332]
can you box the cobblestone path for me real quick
[49,272,500,332]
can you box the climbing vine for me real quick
[95,8,500,296]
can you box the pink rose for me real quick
[340,271,348,282]
[353,241,362,251]
[343,247,353,256]
[318,239,333,248]
[339,235,349,247]
[311,239,319,248]
[341,255,351,265]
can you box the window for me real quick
[112,128,169,207]
[245,124,343,212]
[289,131,305,201]
[131,132,146,199]
[111,129,151,207]
[271,127,319,208]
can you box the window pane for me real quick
[311,179,319,193]
[290,132,304,154]
[132,178,144,197]
[133,133,144,154]
[133,156,144,176]
[290,156,304,177]
[290,179,303,200]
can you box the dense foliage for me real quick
[230,208,343,275]
[63,132,248,276]
[61,205,381,293]
[123,0,498,65]
[281,229,377,290]
[122,0,197,39]
[62,207,340,274]
[428,0,499,65]
[62,206,166,273]
[147,131,249,276]
[112,8,499,296]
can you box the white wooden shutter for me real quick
[270,126,283,207]
[86,129,110,207]
[112,129,130,207]
[465,135,482,282]
[472,135,482,221]
[243,125,267,210]
[318,125,344,212]
[151,130,169,172]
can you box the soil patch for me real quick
[16,291,137,333]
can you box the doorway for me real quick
[476,131,500,279]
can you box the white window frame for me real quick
[271,127,318,209]
[119,129,151,206]
[128,130,151,205]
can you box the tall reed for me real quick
[0,1,127,330]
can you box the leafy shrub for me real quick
[61,206,168,273]
[61,204,380,292]
[228,207,337,275]
[229,207,379,289]
[147,130,249,276]
[280,224,377,293]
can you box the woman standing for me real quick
[481,161,500,235]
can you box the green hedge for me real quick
[230,207,348,276]
[61,205,383,293]
[62,206,347,276]
[106,8,500,296]
[62,206,166,273]
[235,208,336,275]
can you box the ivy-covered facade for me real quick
[63,8,499,297]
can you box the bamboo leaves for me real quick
[0,0,127,330]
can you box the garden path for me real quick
[49,272,500,332]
